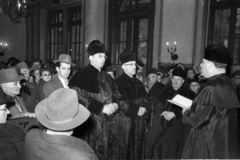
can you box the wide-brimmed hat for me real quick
[16,62,32,72]
[0,68,24,83]
[35,88,90,131]
[53,54,76,66]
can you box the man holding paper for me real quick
[154,66,194,159]
[182,44,240,159]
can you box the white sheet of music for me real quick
[167,94,193,109]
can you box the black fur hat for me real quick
[87,40,105,56]
[119,49,136,64]
[172,67,186,79]
[204,43,230,64]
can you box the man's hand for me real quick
[182,108,189,114]
[25,112,36,118]
[137,107,147,116]
[160,111,175,121]
[102,103,118,115]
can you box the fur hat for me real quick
[35,88,90,131]
[172,67,186,79]
[87,40,106,56]
[204,43,230,64]
[119,50,136,64]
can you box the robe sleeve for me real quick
[183,102,217,130]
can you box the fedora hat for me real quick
[53,54,76,66]
[35,88,90,131]
[0,68,24,83]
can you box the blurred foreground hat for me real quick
[119,49,136,64]
[35,88,90,131]
[53,54,75,66]
[231,70,240,78]
[0,68,24,83]
[148,68,158,75]
[204,43,230,65]
[87,40,106,56]
[172,67,186,79]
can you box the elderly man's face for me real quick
[1,81,21,97]
[171,76,184,90]
[123,61,137,76]
[148,74,157,84]
[20,68,30,81]
[0,104,9,124]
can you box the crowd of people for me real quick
[0,41,239,160]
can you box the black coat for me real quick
[182,74,240,159]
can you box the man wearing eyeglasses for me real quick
[0,89,26,160]
[115,50,150,160]
[69,40,120,159]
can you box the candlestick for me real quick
[166,42,177,55]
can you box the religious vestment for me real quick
[182,74,240,159]
[115,73,150,160]
[145,82,165,158]
[154,86,195,159]
[69,64,130,160]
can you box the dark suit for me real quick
[25,128,98,160]
[41,75,64,99]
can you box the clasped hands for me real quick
[102,103,119,115]
[160,111,175,121]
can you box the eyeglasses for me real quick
[125,63,136,67]
[0,108,7,112]
[43,74,51,76]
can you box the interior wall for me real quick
[160,0,196,65]
[0,14,26,63]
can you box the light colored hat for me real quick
[53,54,76,66]
[0,68,24,83]
[35,88,90,131]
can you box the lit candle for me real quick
[0,43,2,46]
[166,42,169,46]
[166,42,169,50]
[174,42,177,45]
[5,44,7,46]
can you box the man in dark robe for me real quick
[69,40,122,160]
[145,68,165,159]
[154,66,195,159]
[115,50,150,160]
[182,44,240,159]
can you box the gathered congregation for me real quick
[0,40,239,160]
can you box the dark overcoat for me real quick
[69,64,130,160]
[154,86,195,159]
[25,128,98,160]
[115,73,150,160]
[182,74,240,159]
[42,75,64,99]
